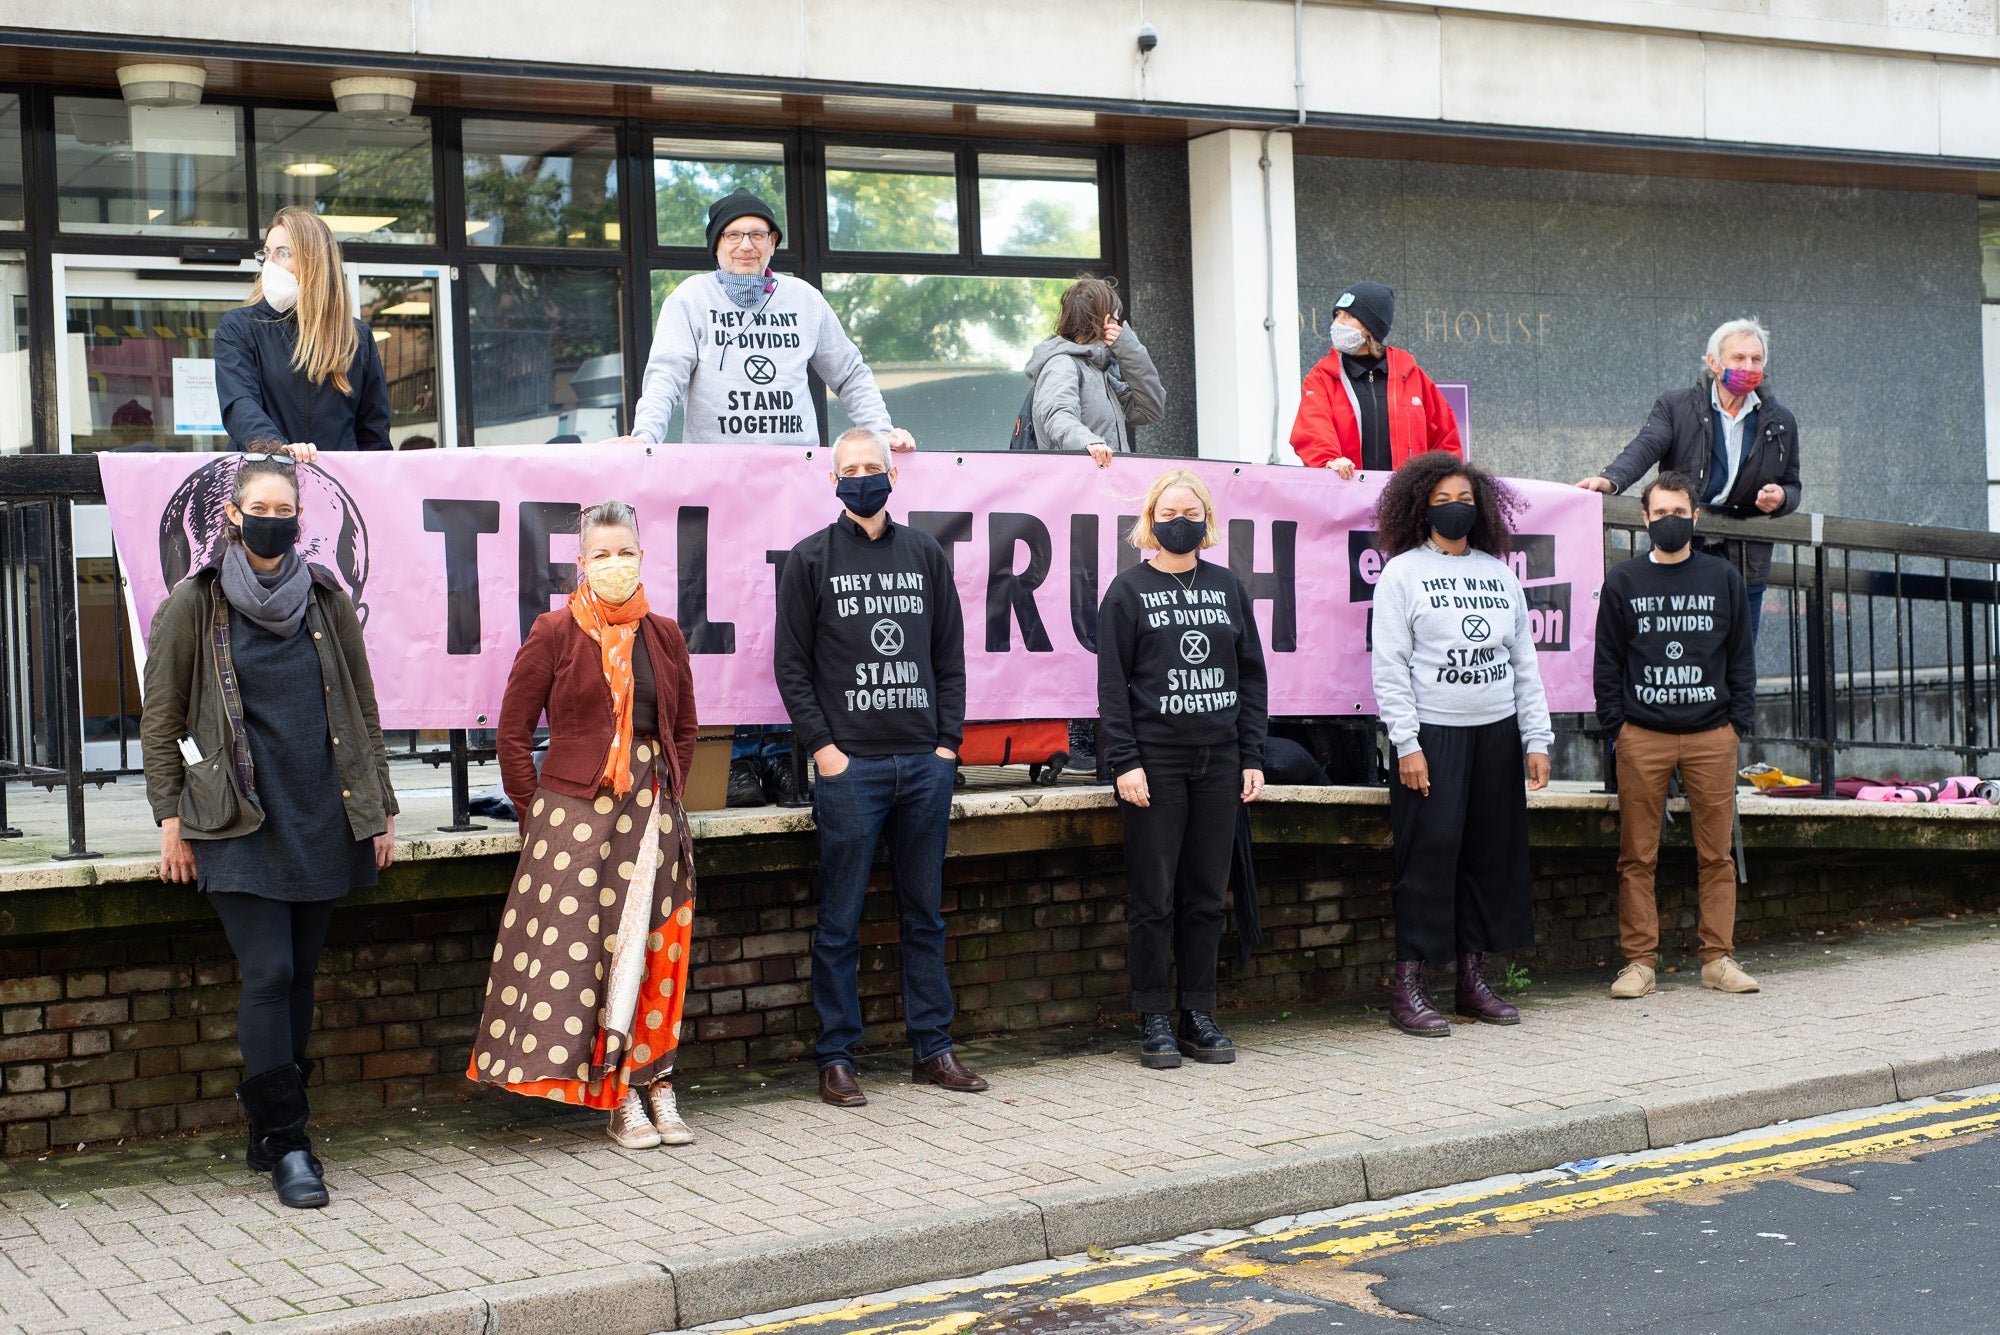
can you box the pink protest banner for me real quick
[99,445,1603,729]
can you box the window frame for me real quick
[1,84,1126,451]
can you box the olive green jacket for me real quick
[140,560,398,841]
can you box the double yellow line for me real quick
[727,1092,2000,1335]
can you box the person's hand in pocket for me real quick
[814,744,850,778]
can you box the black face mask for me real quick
[1427,501,1477,543]
[1154,516,1206,555]
[835,472,892,519]
[238,512,299,559]
[1647,514,1695,554]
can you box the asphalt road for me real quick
[695,1090,2000,1335]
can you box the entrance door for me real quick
[53,254,457,453]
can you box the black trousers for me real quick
[1388,716,1535,964]
[1118,743,1238,1013]
[208,893,338,1079]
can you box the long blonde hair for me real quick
[1129,467,1220,551]
[247,207,358,396]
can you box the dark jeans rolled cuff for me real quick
[910,1039,955,1064]
[815,1055,855,1072]
[1131,991,1175,1014]
[1177,991,1218,1012]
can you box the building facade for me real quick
[0,0,1996,531]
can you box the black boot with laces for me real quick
[1177,1010,1237,1063]
[1138,1012,1182,1069]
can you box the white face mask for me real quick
[260,260,299,314]
[1328,323,1368,355]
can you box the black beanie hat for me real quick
[1335,281,1395,342]
[705,189,783,253]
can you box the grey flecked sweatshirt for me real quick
[1369,544,1554,758]
[630,272,892,446]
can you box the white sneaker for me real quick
[607,1088,662,1149]
[1702,957,1760,993]
[1610,963,1656,999]
[645,1081,695,1146]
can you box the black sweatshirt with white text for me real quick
[774,514,966,757]
[1593,550,1754,735]
[1096,560,1269,777]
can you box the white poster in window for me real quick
[129,104,239,157]
[172,358,225,436]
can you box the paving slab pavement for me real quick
[0,913,1997,1334]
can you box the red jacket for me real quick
[499,608,699,813]
[1290,346,1462,470]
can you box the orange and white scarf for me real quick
[566,582,651,796]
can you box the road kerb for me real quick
[264,1047,2000,1333]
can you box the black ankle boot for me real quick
[1177,1010,1237,1063]
[237,1064,328,1209]
[1139,1012,1182,1069]
[246,1058,322,1174]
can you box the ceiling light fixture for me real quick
[116,62,207,109]
[284,161,337,178]
[330,76,416,121]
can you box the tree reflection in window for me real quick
[462,120,619,249]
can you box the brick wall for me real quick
[2,846,1990,1155]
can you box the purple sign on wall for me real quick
[1437,382,1470,458]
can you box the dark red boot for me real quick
[1455,953,1520,1025]
[1390,961,1450,1037]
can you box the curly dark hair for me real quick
[1371,452,1522,559]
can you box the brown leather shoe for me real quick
[912,1051,989,1092]
[819,1064,867,1108]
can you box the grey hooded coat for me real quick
[1023,326,1166,454]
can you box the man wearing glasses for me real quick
[618,189,914,454]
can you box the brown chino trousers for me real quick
[1615,722,1740,966]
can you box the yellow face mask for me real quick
[585,554,641,604]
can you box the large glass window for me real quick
[54,97,247,238]
[467,265,624,444]
[0,252,27,454]
[256,109,435,244]
[822,273,1068,453]
[824,146,957,254]
[977,154,1100,258]
[462,120,619,249]
[0,96,21,228]
[654,138,786,249]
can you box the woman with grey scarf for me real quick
[140,456,397,1211]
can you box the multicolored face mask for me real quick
[585,554,641,604]
[1719,367,1763,395]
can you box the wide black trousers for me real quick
[1118,743,1239,1013]
[1387,716,1535,964]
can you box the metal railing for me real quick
[4,456,1999,857]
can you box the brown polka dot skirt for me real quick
[466,739,696,1110]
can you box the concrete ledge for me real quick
[664,1201,1049,1328]
[1359,1101,1650,1200]
[476,1263,676,1335]
[269,1290,486,1334]
[1892,1047,2000,1101]
[1035,1148,1368,1256]
[1638,1062,1900,1147]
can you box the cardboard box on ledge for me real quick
[684,727,735,811]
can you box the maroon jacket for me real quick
[499,608,699,815]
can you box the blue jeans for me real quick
[732,724,791,763]
[1745,583,1767,644]
[809,750,958,1068]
